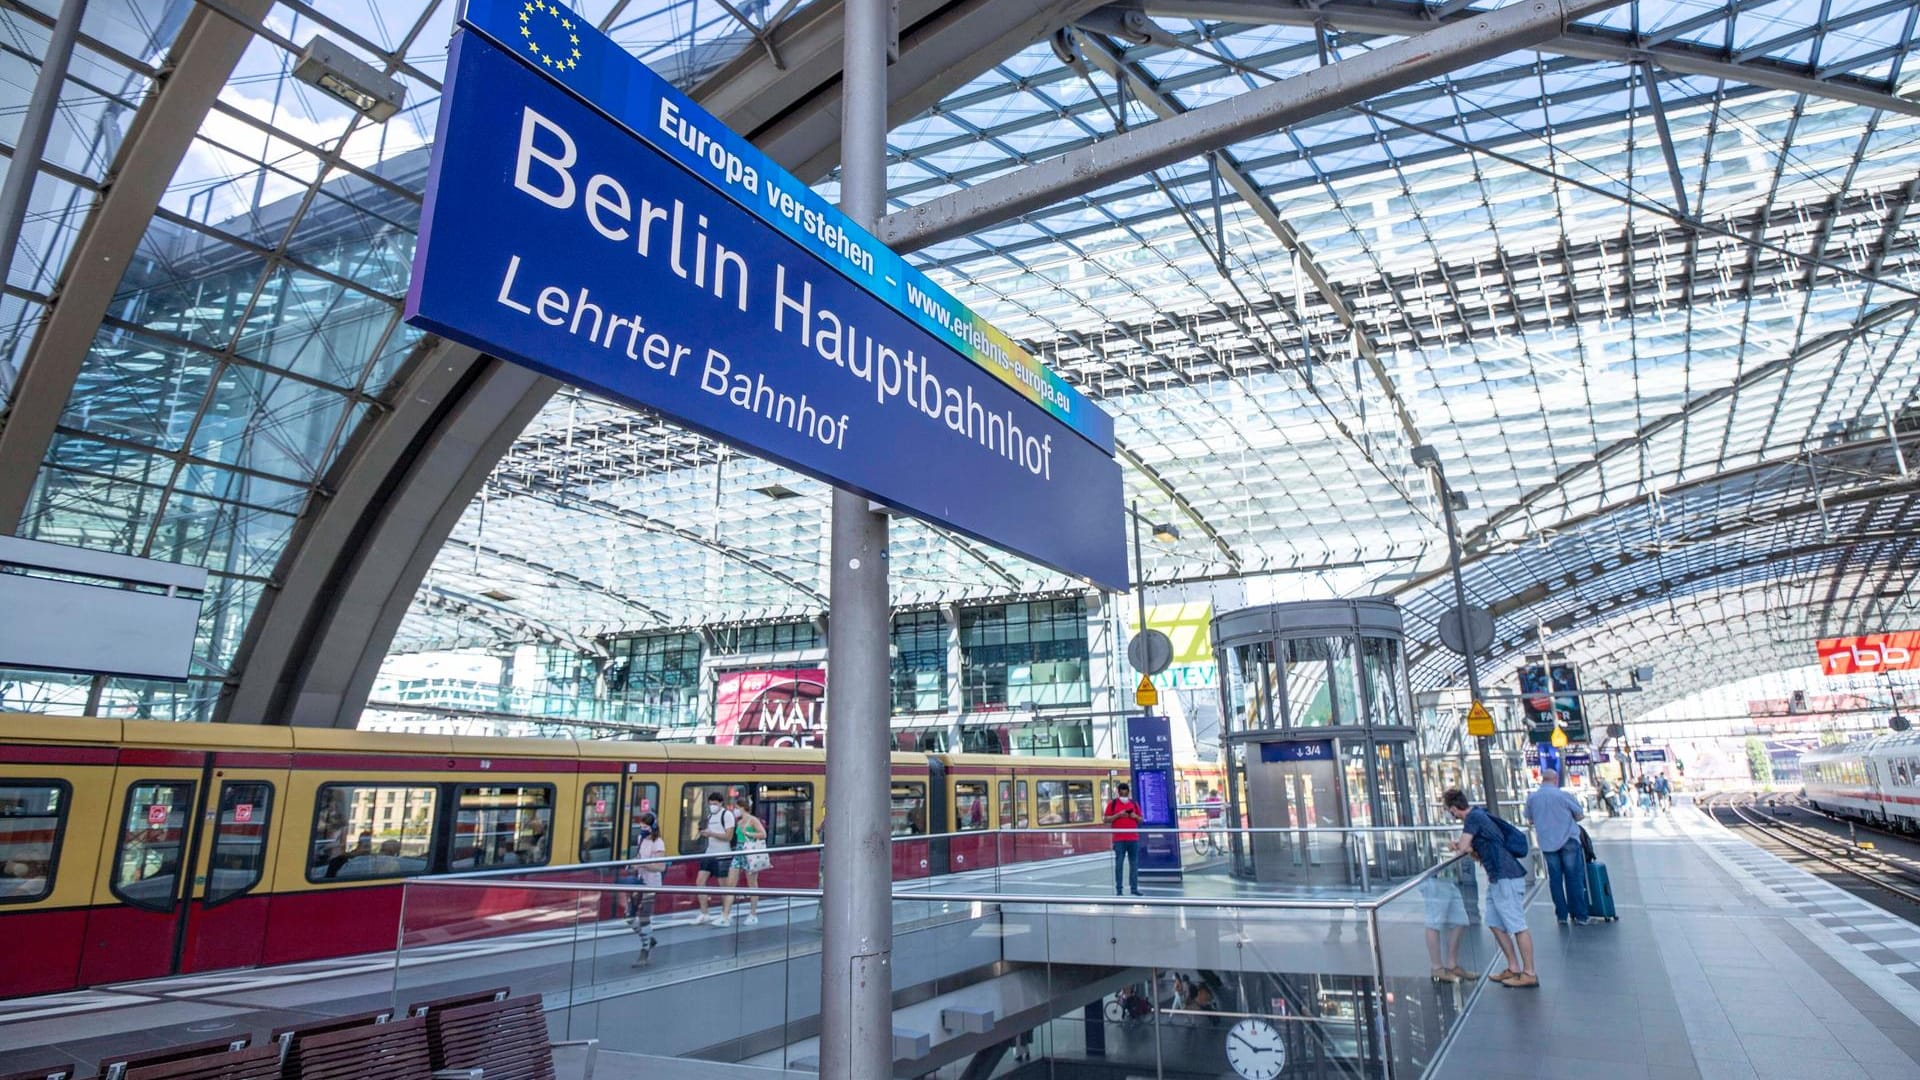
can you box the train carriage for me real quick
[1800,733,1920,829]
[0,714,1155,999]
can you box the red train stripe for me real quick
[0,745,117,765]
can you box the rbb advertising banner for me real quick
[1126,715,1182,878]
[714,668,825,747]
[1818,632,1920,677]
[406,1,1127,590]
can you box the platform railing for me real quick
[392,834,1484,1079]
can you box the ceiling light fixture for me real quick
[294,36,405,122]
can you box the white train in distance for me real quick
[1800,732,1920,830]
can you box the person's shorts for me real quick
[1484,876,1527,933]
[700,855,730,878]
[730,853,750,873]
[1422,879,1468,927]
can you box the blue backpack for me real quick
[1493,813,1529,859]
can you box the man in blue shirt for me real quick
[1445,787,1536,988]
[1525,769,1590,925]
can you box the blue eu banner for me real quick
[1126,715,1182,879]
[406,25,1128,590]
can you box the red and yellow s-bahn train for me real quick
[0,714,1221,999]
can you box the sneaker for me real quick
[743,914,760,926]
[692,912,711,926]
[713,916,732,928]
[1503,973,1539,988]
[1430,967,1460,984]
[1573,917,1594,926]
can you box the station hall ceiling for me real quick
[0,0,1914,724]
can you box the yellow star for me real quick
[542,54,554,65]
[526,40,538,52]
[519,11,529,22]
[567,58,578,69]
[570,33,579,44]
[571,47,581,58]
[562,19,574,30]
[520,25,531,36]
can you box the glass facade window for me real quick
[604,631,702,729]
[960,598,1089,710]
[1283,638,1336,727]
[891,609,947,713]
[1360,636,1407,728]
[709,621,822,655]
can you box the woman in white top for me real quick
[723,794,769,925]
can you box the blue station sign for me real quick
[1126,714,1183,878]
[406,0,1128,590]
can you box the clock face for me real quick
[1225,1017,1287,1079]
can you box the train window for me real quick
[1035,781,1068,825]
[998,781,1015,828]
[112,781,195,911]
[451,786,555,871]
[1063,781,1095,824]
[581,783,618,863]
[756,784,815,847]
[681,783,745,855]
[0,781,68,904]
[205,782,273,905]
[628,782,661,856]
[309,784,438,882]
[890,783,928,837]
[955,782,991,831]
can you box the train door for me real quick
[80,760,207,986]
[178,758,290,973]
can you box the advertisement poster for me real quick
[714,668,826,747]
[1126,714,1183,878]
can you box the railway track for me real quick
[1704,791,1920,908]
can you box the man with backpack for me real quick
[1445,787,1537,988]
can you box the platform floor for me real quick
[1431,800,1920,1080]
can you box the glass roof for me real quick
[1,0,1915,720]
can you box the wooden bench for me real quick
[405,988,508,1019]
[100,1036,253,1080]
[123,1044,281,1080]
[268,1008,394,1064]
[424,994,568,1080]
[282,1014,434,1080]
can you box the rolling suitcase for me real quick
[1586,859,1618,921]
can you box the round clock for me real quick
[1225,1017,1287,1079]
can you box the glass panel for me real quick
[1035,780,1068,825]
[1341,743,1374,830]
[581,782,617,863]
[206,781,272,904]
[1330,635,1360,727]
[1361,636,1407,728]
[309,784,437,881]
[997,780,1013,827]
[1016,779,1029,828]
[754,783,813,846]
[889,783,927,837]
[1284,638,1335,727]
[1372,742,1418,829]
[0,782,66,903]
[113,781,194,910]
[954,781,990,831]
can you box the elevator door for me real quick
[1246,740,1344,884]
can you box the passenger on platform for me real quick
[1103,782,1144,897]
[1525,769,1590,926]
[1654,772,1672,811]
[692,792,738,928]
[1444,787,1537,989]
[628,812,664,963]
[1595,777,1619,819]
[724,794,769,926]
[1636,775,1655,816]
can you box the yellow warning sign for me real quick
[1550,725,1569,749]
[1135,675,1159,709]
[1465,701,1495,737]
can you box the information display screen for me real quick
[1126,715,1182,878]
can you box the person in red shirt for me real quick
[1104,782,1144,896]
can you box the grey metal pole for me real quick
[1132,499,1151,717]
[1436,463,1499,812]
[0,0,88,274]
[820,2,893,1077]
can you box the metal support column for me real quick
[820,1,892,1076]
[1132,499,1152,717]
[1434,460,1499,812]
[0,0,87,281]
